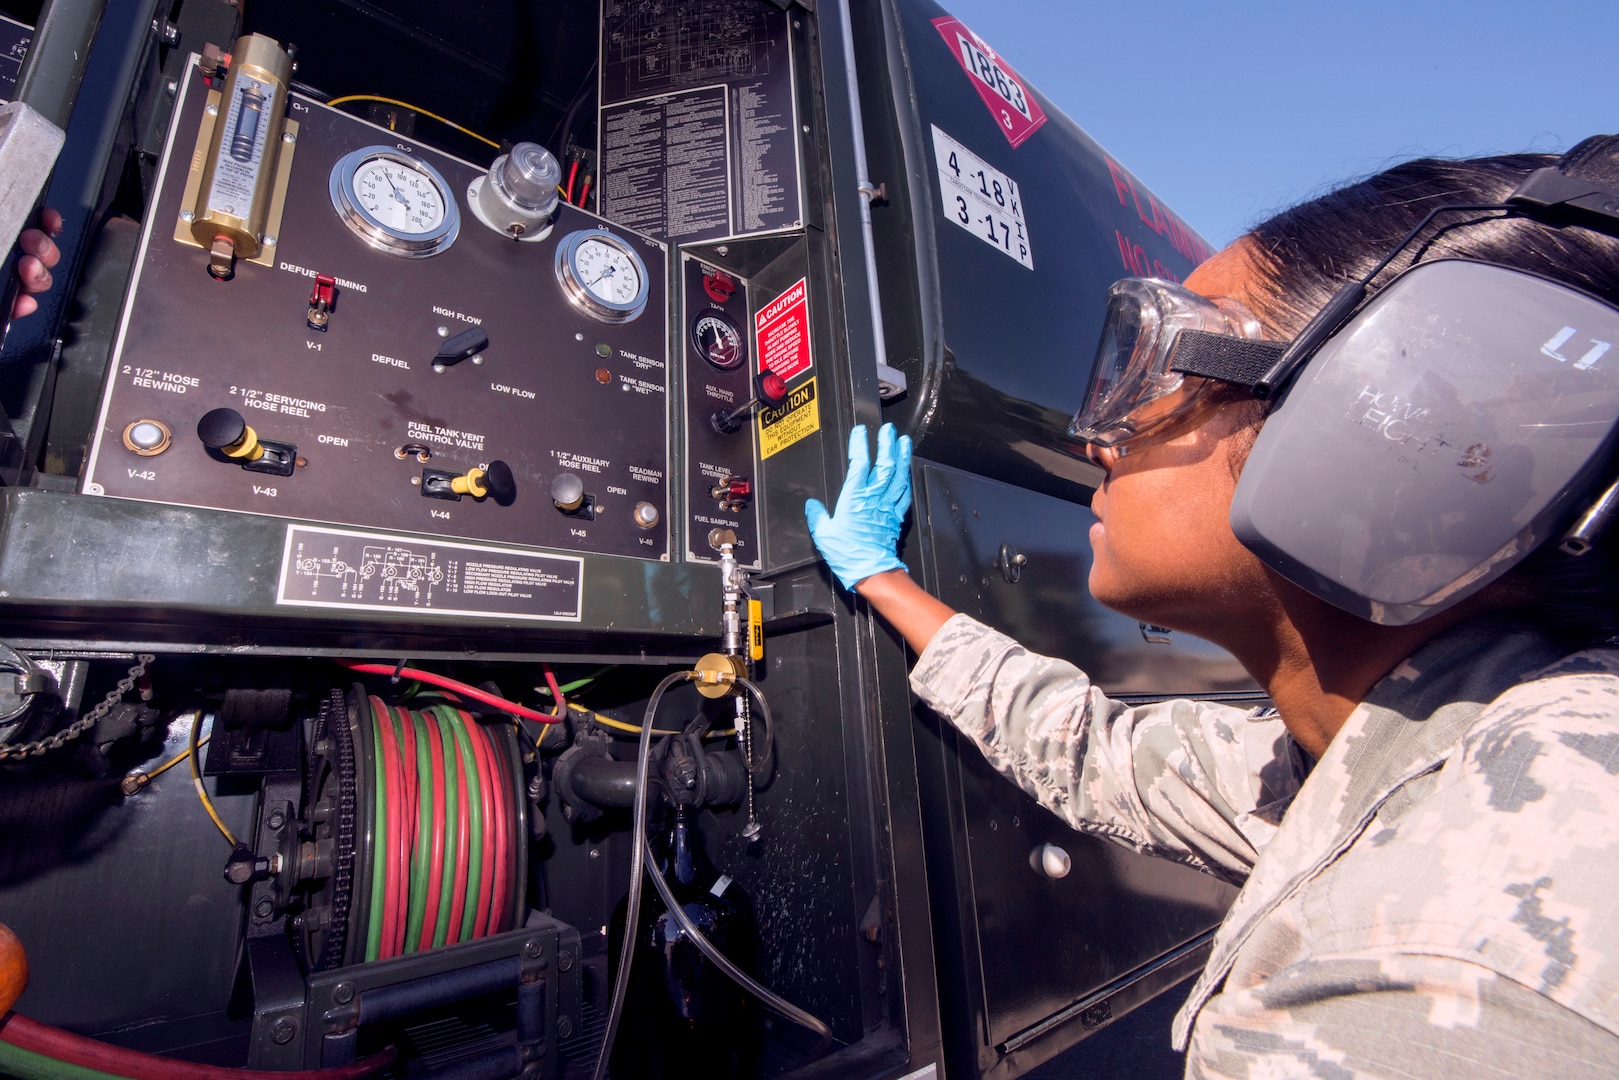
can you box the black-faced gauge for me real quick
[329,145,459,258]
[691,309,746,370]
[555,229,650,323]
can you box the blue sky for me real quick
[938,0,1617,250]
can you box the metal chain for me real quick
[0,653,157,761]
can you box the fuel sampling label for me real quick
[932,126,1033,270]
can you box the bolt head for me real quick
[283,131,296,143]
[523,940,543,959]
[267,809,286,830]
[333,982,354,1004]
[557,951,574,972]
[263,234,278,247]
[270,1016,297,1044]
[179,210,194,223]
[254,898,275,918]
[206,103,218,116]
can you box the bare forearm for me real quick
[853,569,958,654]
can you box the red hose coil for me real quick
[419,708,448,953]
[463,712,498,938]
[445,709,473,945]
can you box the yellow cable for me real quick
[124,734,209,792]
[567,702,734,738]
[324,94,500,149]
[187,713,238,847]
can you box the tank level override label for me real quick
[277,525,584,621]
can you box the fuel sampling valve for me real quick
[703,528,766,840]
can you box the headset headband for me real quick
[1166,136,1619,399]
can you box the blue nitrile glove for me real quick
[804,422,913,590]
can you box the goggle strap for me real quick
[1168,330,1289,389]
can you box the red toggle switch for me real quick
[307,274,338,331]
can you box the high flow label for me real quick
[932,126,1033,270]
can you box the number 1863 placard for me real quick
[931,125,1033,271]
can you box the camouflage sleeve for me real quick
[1188,954,1618,1079]
[910,614,1306,882]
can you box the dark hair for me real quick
[1241,141,1619,643]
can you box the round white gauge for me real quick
[692,309,745,369]
[329,146,460,258]
[555,229,651,323]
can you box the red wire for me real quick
[0,1013,396,1079]
[337,662,561,723]
[578,174,593,208]
[446,709,472,945]
[419,709,448,952]
[464,714,498,938]
[542,664,566,720]
[564,158,579,203]
[370,697,402,960]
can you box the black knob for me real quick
[483,460,517,503]
[551,472,585,511]
[197,407,247,449]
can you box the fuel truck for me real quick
[0,0,1258,1077]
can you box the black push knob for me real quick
[551,472,585,511]
[483,460,516,503]
[197,407,247,449]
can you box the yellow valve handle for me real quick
[221,424,265,461]
[450,467,488,498]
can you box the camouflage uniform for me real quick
[911,612,1619,1078]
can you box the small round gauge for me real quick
[691,309,745,370]
[555,229,650,323]
[329,145,460,258]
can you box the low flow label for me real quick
[932,125,1033,270]
[278,525,583,621]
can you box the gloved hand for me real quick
[805,422,912,590]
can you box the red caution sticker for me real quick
[755,278,813,382]
[932,16,1048,149]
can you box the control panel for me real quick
[83,57,674,563]
[680,255,762,567]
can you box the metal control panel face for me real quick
[681,256,760,566]
[83,63,671,563]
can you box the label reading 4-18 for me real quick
[931,124,1033,270]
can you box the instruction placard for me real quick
[932,125,1033,270]
[758,376,819,460]
[277,525,583,622]
[755,278,813,381]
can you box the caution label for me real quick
[758,377,819,460]
[755,278,813,382]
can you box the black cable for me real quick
[592,669,697,1080]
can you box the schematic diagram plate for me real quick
[278,525,583,621]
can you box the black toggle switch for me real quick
[433,327,490,371]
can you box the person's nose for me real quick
[1085,442,1121,473]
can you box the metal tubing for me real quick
[354,956,521,1025]
[833,0,907,399]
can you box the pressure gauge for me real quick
[555,229,650,323]
[692,309,746,370]
[329,145,460,258]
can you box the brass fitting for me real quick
[692,653,746,699]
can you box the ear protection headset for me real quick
[1179,136,1619,625]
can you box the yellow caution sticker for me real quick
[757,377,819,460]
[747,598,764,661]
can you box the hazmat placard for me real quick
[755,278,813,382]
[931,16,1048,148]
[758,377,819,459]
[932,126,1032,269]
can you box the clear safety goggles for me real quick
[1068,278,1270,448]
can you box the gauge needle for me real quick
[584,264,617,289]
